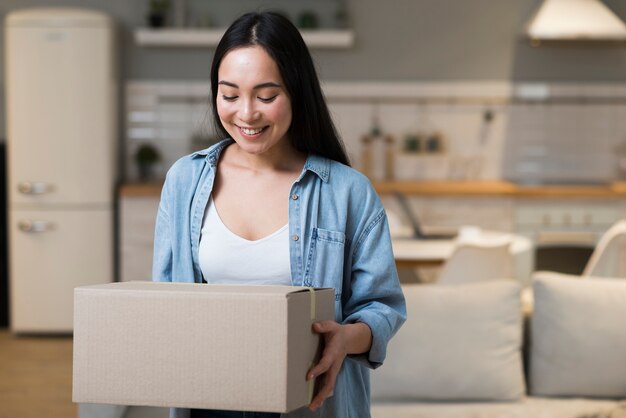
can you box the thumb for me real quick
[313,320,336,333]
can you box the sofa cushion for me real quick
[530,272,626,398]
[371,397,626,418]
[371,280,525,401]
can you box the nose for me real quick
[238,98,259,122]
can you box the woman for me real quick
[153,11,406,418]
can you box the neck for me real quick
[229,141,306,174]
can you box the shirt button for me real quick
[291,194,299,200]
[292,234,299,241]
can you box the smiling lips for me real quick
[238,125,266,136]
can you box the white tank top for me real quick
[198,197,292,285]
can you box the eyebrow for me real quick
[218,81,281,89]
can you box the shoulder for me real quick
[166,153,202,179]
[326,160,382,208]
[306,154,372,189]
[327,159,370,185]
[305,155,384,217]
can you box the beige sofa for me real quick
[370,273,626,418]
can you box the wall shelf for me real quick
[134,28,355,48]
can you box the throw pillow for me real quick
[371,280,525,401]
[530,272,626,398]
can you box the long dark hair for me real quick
[210,12,350,166]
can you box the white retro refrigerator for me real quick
[5,8,116,333]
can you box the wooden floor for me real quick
[0,328,76,418]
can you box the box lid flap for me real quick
[75,281,332,298]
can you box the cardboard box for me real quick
[73,281,334,413]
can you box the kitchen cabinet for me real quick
[515,200,618,238]
[514,200,619,274]
[384,195,515,233]
[617,183,626,219]
[119,195,159,282]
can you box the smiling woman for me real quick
[152,11,406,418]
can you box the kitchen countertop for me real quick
[119,182,164,197]
[119,181,626,198]
[373,180,626,198]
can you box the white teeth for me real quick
[241,127,263,135]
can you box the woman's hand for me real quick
[307,320,372,412]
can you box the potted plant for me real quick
[135,143,161,181]
[147,0,170,28]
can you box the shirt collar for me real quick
[191,138,233,167]
[302,154,330,183]
[192,137,330,183]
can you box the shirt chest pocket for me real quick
[304,228,346,306]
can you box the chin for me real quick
[234,138,271,154]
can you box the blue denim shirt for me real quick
[153,139,406,418]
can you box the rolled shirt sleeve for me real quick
[152,178,173,283]
[343,208,407,368]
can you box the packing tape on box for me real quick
[307,287,316,404]
[308,287,316,321]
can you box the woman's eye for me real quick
[258,95,278,103]
[222,95,237,102]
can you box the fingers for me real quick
[308,363,340,412]
[308,320,347,379]
[307,320,346,411]
[307,352,333,381]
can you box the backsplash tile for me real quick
[125,81,626,183]
[502,102,626,184]
[125,82,217,180]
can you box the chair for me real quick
[582,220,626,278]
[437,239,513,286]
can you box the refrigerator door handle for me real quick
[17,181,53,195]
[17,220,55,233]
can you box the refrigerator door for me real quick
[9,209,113,333]
[5,13,116,206]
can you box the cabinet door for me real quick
[9,209,113,332]
[120,197,159,282]
[6,25,115,205]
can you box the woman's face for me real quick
[216,46,292,156]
